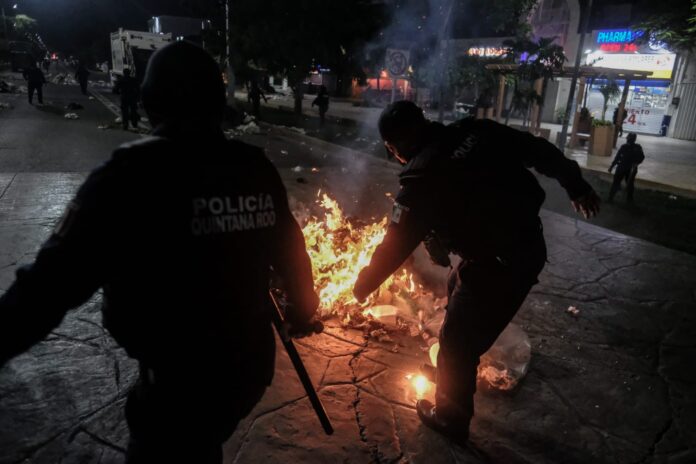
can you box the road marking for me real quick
[89,88,151,131]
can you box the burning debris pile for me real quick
[297,193,532,393]
[299,193,444,331]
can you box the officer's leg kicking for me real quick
[425,236,546,444]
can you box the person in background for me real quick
[23,62,46,106]
[609,132,645,203]
[115,68,140,131]
[75,62,90,95]
[312,85,330,126]
[612,107,628,137]
[249,80,267,118]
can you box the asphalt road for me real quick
[0,66,137,172]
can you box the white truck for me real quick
[110,28,172,87]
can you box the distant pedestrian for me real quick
[23,62,46,106]
[75,62,90,95]
[248,80,267,118]
[312,85,330,126]
[612,108,628,137]
[115,68,140,131]
[42,59,51,73]
[609,133,645,203]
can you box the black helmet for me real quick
[141,41,225,126]
[378,100,427,142]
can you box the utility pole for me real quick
[438,0,455,123]
[1,3,9,42]
[225,0,235,106]
[557,0,593,153]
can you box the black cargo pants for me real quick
[435,231,546,428]
[125,365,267,464]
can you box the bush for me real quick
[592,119,614,127]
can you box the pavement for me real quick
[245,90,696,197]
[0,77,695,463]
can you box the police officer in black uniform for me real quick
[608,132,644,203]
[0,42,320,463]
[116,68,140,131]
[353,101,600,447]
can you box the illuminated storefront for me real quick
[584,29,677,135]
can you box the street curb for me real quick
[579,166,696,200]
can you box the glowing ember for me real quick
[301,192,417,315]
[429,342,440,367]
[406,374,431,399]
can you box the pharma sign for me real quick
[587,29,676,79]
[586,52,676,79]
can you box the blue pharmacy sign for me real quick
[596,29,643,44]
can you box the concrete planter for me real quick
[590,125,615,157]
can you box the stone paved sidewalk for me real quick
[1,133,695,463]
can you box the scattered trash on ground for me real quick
[64,113,80,120]
[426,323,531,392]
[88,96,95,101]
[567,306,580,317]
[224,121,261,138]
[287,126,306,135]
[668,195,678,200]
[115,117,122,123]
[51,73,78,86]
[292,166,303,172]
[280,149,288,155]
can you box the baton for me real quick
[269,291,334,435]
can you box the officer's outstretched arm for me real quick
[354,185,430,302]
[0,166,114,367]
[496,122,593,200]
[494,122,600,218]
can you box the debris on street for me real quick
[224,121,261,138]
[64,113,80,120]
[567,306,580,316]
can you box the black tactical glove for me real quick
[287,318,324,339]
[424,233,451,267]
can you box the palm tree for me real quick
[598,79,620,121]
[502,36,566,128]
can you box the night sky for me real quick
[18,0,218,57]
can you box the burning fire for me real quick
[406,373,431,400]
[301,192,416,314]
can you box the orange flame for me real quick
[302,193,415,314]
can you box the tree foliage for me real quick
[635,0,696,51]
[228,0,384,110]
[503,36,566,126]
[598,79,620,121]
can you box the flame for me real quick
[302,193,415,314]
[406,374,431,400]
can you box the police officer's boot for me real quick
[416,399,470,448]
